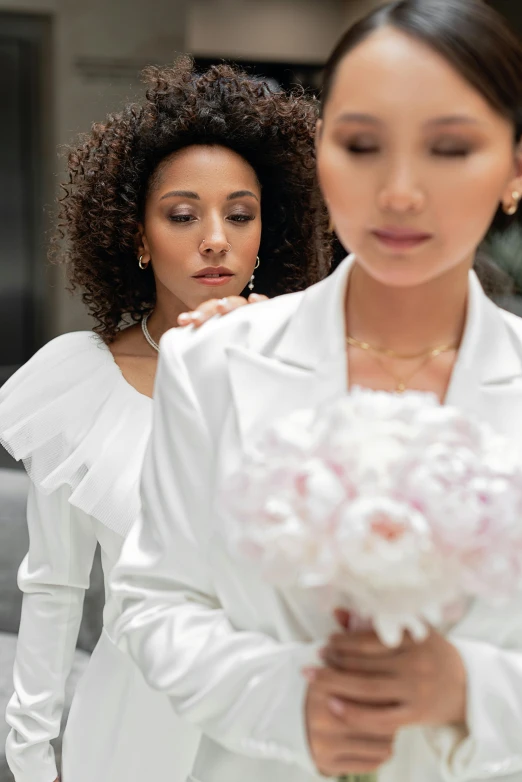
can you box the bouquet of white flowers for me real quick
[221,389,522,781]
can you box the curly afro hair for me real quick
[54,58,333,341]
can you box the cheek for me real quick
[232,222,263,274]
[318,145,362,209]
[318,146,371,240]
[431,154,512,251]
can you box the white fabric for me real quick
[0,331,199,782]
[112,256,522,782]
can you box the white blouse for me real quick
[0,331,199,782]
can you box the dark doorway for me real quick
[0,13,51,386]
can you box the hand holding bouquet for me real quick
[221,389,522,779]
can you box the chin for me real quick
[354,247,453,289]
[371,268,439,288]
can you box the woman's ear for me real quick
[501,143,522,214]
[136,224,150,261]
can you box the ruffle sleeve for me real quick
[0,331,151,537]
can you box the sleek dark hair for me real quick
[322,0,522,132]
[54,59,333,340]
[321,0,522,241]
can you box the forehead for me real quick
[152,145,260,194]
[325,27,501,126]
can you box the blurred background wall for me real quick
[0,0,519,386]
[0,0,390,381]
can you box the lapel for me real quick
[228,256,522,450]
[445,271,522,444]
[226,256,354,446]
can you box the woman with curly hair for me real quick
[0,59,331,782]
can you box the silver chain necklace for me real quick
[141,313,160,353]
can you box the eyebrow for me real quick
[159,189,259,202]
[227,190,259,201]
[424,115,481,127]
[335,112,481,128]
[160,190,200,201]
[335,112,382,126]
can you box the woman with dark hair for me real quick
[112,2,522,781]
[0,60,331,782]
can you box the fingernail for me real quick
[302,667,318,682]
[178,313,191,325]
[216,298,230,312]
[191,310,203,322]
[249,293,263,302]
[328,697,345,717]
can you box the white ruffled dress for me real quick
[0,331,200,782]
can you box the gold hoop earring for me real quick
[504,191,521,216]
[328,216,335,234]
[248,256,260,291]
[138,254,149,270]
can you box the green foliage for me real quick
[482,225,522,293]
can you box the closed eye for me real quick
[228,214,256,223]
[169,214,196,223]
[432,147,471,158]
[346,143,379,155]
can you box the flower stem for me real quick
[339,775,378,782]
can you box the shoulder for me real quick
[501,308,522,343]
[161,289,304,371]
[157,290,305,440]
[1,331,107,394]
[0,331,119,432]
[0,331,151,537]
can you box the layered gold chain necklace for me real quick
[346,334,457,393]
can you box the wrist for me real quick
[446,644,468,726]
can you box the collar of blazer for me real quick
[226,254,522,449]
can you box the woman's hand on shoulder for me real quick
[177,293,268,328]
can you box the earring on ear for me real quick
[138,254,149,270]
[248,257,260,291]
[505,190,521,216]
[328,216,335,233]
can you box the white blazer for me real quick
[111,256,522,782]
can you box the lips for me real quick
[192,266,235,287]
[193,266,234,278]
[372,227,432,250]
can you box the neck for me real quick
[145,285,187,347]
[346,260,470,354]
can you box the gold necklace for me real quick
[346,334,457,393]
[346,334,456,361]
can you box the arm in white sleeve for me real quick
[425,613,522,780]
[111,335,320,774]
[6,483,98,782]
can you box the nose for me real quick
[199,215,231,256]
[377,157,425,215]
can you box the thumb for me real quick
[334,608,351,631]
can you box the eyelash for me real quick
[169,215,193,223]
[346,145,472,158]
[229,214,255,222]
[168,214,255,224]
[432,149,471,158]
